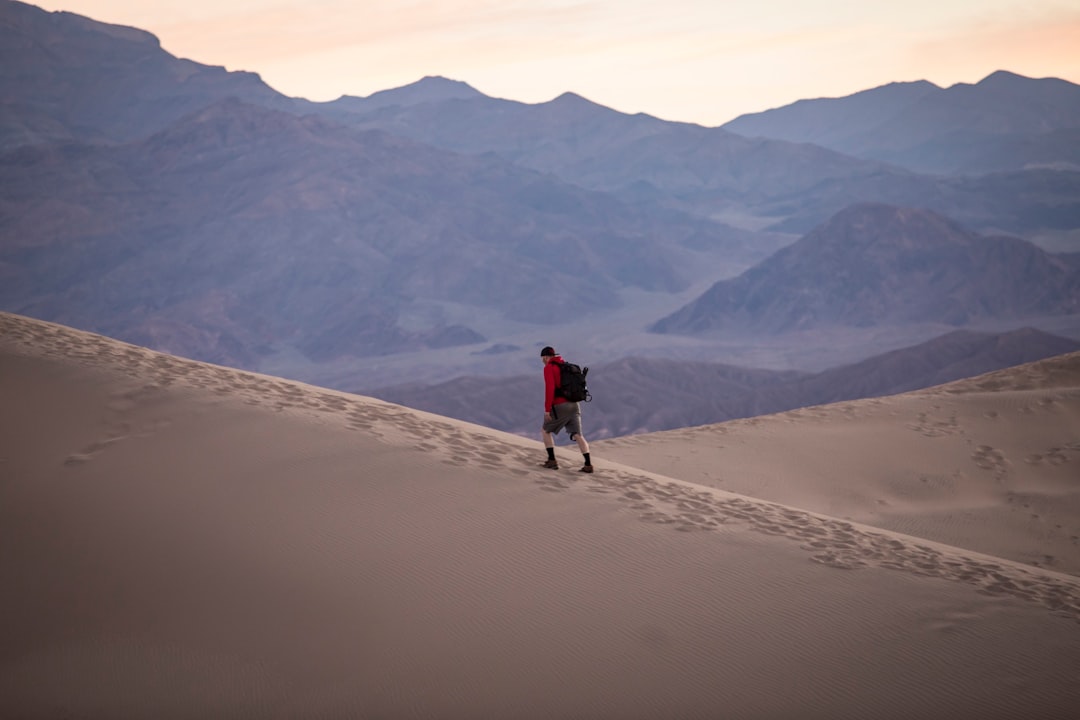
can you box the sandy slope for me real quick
[598,351,1080,579]
[2,311,1080,719]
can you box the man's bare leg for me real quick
[541,428,558,468]
[574,433,593,472]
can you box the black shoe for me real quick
[542,459,559,469]
[579,464,594,474]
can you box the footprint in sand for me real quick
[1026,447,1071,466]
[971,445,1009,478]
[907,408,959,438]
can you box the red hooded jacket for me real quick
[543,355,570,413]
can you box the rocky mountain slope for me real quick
[651,203,1080,336]
[0,0,299,149]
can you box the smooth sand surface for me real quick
[3,311,1080,719]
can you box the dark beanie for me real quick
[540,346,556,357]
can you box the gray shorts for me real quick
[543,402,582,438]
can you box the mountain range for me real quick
[319,76,1080,238]
[2,97,746,367]
[723,71,1080,175]
[2,0,1080,416]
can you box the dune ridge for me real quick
[3,310,1080,718]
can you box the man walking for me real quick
[539,346,594,473]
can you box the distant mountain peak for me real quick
[355,75,484,106]
[832,78,941,102]
[324,75,485,113]
[412,75,478,91]
[546,91,618,111]
[540,91,619,118]
[387,75,484,99]
[3,0,160,48]
[978,70,1029,85]
[650,203,1080,336]
[551,91,591,103]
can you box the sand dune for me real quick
[598,350,1080,580]
[3,311,1080,719]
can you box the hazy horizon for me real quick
[28,0,1080,126]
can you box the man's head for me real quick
[540,346,556,364]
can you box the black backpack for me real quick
[554,360,591,403]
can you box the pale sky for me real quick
[32,0,1080,126]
